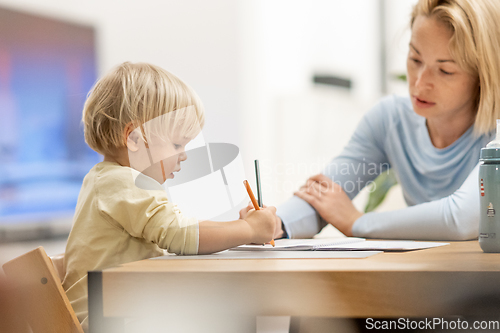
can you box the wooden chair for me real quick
[0,271,31,333]
[2,247,83,333]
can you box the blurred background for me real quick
[0,0,416,263]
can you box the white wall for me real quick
[385,0,418,95]
[239,0,385,206]
[0,0,417,222]
[0,0,241,146]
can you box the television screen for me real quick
[0,7,100,235]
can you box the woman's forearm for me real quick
[352,165,481,241]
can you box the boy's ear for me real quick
[125,124,141,152]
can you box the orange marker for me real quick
[243,180,275,247]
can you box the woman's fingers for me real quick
[310,181,325,194]
[302,180,328,198]
[306,177,330,190]
[309,173,331,184]
[301,174,342,197]
[294,190,318,205]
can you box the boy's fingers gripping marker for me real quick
[243,180,275,247]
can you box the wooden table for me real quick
[88,241,500,333]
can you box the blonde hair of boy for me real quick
[83,62,205,156]
[411,0,500,135]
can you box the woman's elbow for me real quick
[450,228,478,241]
[447,216,478,241]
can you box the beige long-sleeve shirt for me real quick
[62,161,199,330]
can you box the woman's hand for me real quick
[294,174,363,236]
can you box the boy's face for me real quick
[127,128,192,184]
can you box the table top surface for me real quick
[103,240,500,274]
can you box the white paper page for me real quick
[151,250,381,259]
[231,237,365,251]
[318,240,449,252]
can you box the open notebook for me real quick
[231,238,449,252]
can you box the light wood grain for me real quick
[2,247,83,333]
[105,240,500,273]
[101,241,500,319]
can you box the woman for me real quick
[274,0,500,240]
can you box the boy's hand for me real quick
[243,206,277,244]
[240,202,283,240]
[239,202,255,220]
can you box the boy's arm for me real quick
[198,207,277,254]
[198,220,252,254]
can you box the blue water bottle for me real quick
[479,119,500,252]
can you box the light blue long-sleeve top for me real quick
[277,95,493,241]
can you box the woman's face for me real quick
[407,15,479,121]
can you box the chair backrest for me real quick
[2,246,83,333]
[0,272,31,333]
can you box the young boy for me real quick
[62,62,278,330]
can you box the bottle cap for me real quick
[481,119,500,161]
[481,147,500,161]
